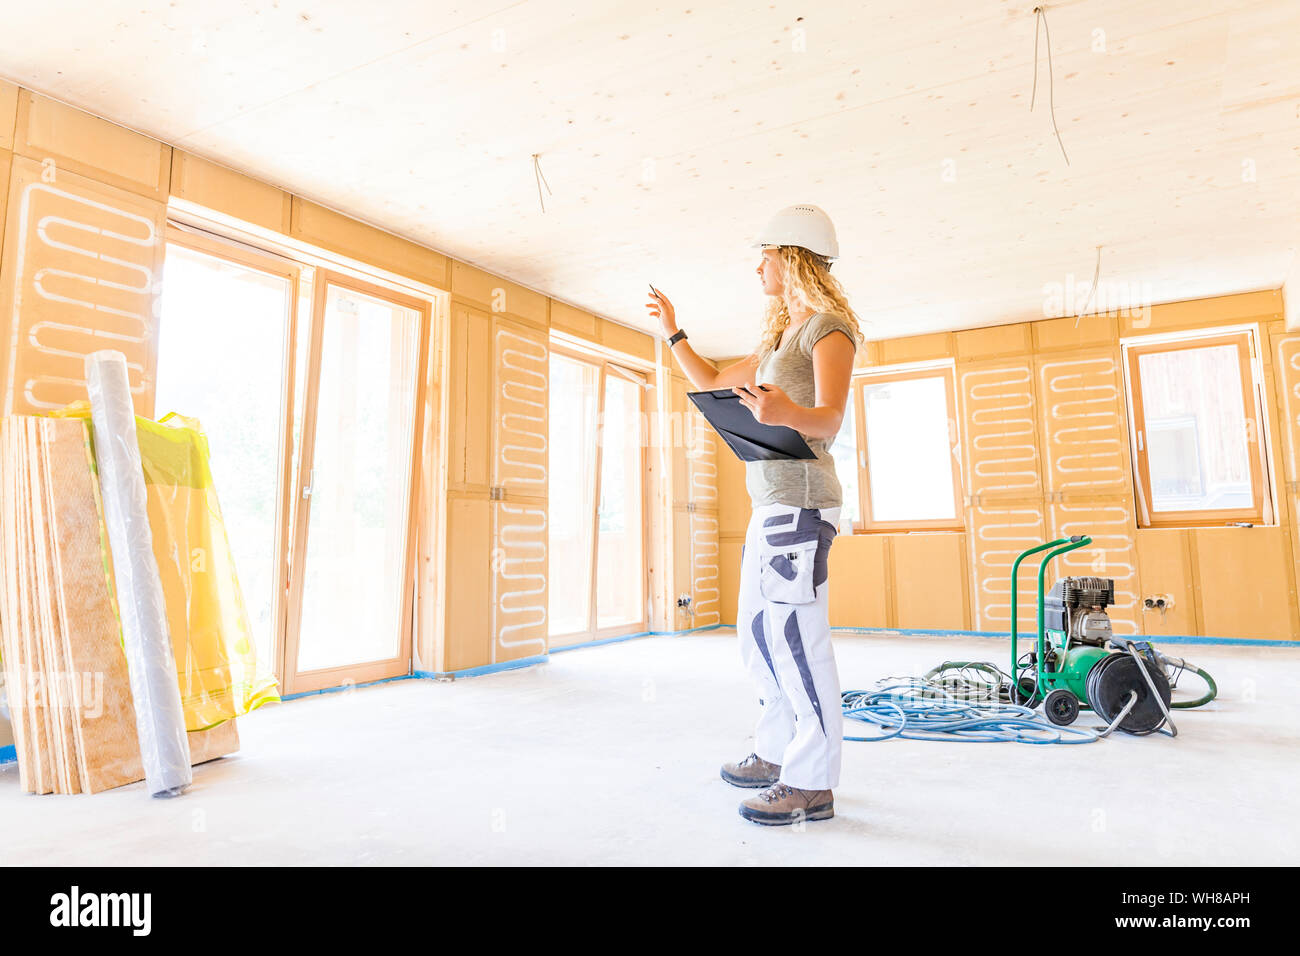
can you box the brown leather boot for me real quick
[720,753,781,788]
[739,782,834,825]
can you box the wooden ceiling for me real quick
[2,1,1297,356]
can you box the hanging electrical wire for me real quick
[1030,6,1070,166]
[532,153,553,213]
[1075,244,1102,327]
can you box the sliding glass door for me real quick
[548,347,648,646]
[283,272,430,693]
[156,232,300,682]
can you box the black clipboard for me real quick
[687,388,817,462]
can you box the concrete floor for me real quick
[2,629,1297,865]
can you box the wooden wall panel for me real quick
[1031,314,1119,352]
[291,197,446,287]
[966,498,1047,633]
[550,300,599,340]
[450,260,547,329]
[443,495,491,672]
[1134,529,1198,637]
[1047,495,1142,635]
[828,534,889,627]
[0,148,10,262]
[1272,332,1300,482]
[446,304,492,490]
[14,92,169,201]
[0,80,17,150]
[0,157,165,418]
[875,331,954,366]
[690,508,721,626]
[1035,348,1133,498]
[892,532,969,630]
[1120,290,1282,336]
[954,322,1031,361]
[716,433,749,538]
[719,540,742,627]
[492,499,548,662]
[170,151,292,234]
[1192,527,1295,640]
[957,358,1045,501]
[491,318,548,500]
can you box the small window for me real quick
[1124,330,1268,527]
[848,366,964,532]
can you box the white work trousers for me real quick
[736,502,843,791]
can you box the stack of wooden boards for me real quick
[0,415,237,794]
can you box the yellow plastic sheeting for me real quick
[53,401,280,729]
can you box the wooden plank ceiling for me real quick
[0,0,1296,355]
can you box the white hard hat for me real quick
[751,203,839,260]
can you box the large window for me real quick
[158,228,432,694]
[547,345,648,644]
[838,364,964,532]
[1123,330,1269,527]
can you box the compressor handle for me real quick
[1008,536,1092,690]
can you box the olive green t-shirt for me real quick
[745,311,860,509]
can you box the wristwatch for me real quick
[667,329,688,347]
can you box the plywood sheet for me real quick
[188,719,239,764]
[28,419,79,792]
[43,416,146,792]
[15,420,54,792]
[0,417,34,790]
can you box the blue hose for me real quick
[841,682,1100,744]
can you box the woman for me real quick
[647,203,863,826]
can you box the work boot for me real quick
[720,753,781,788]
[739,782,834,825]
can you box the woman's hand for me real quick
[645,287,677,337]
[733,382,795,427]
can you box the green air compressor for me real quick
[1007,536,1177,736]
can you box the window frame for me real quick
[1122,328,1270,529]
[546,339,651,645]
[849,363,965,534]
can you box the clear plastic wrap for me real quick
[85,350,192,798]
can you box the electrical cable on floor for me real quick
[1030,5,1070,166]
[843,652,1217,744]
[842,682,1100,745]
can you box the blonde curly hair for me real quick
[753,245,864,359]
